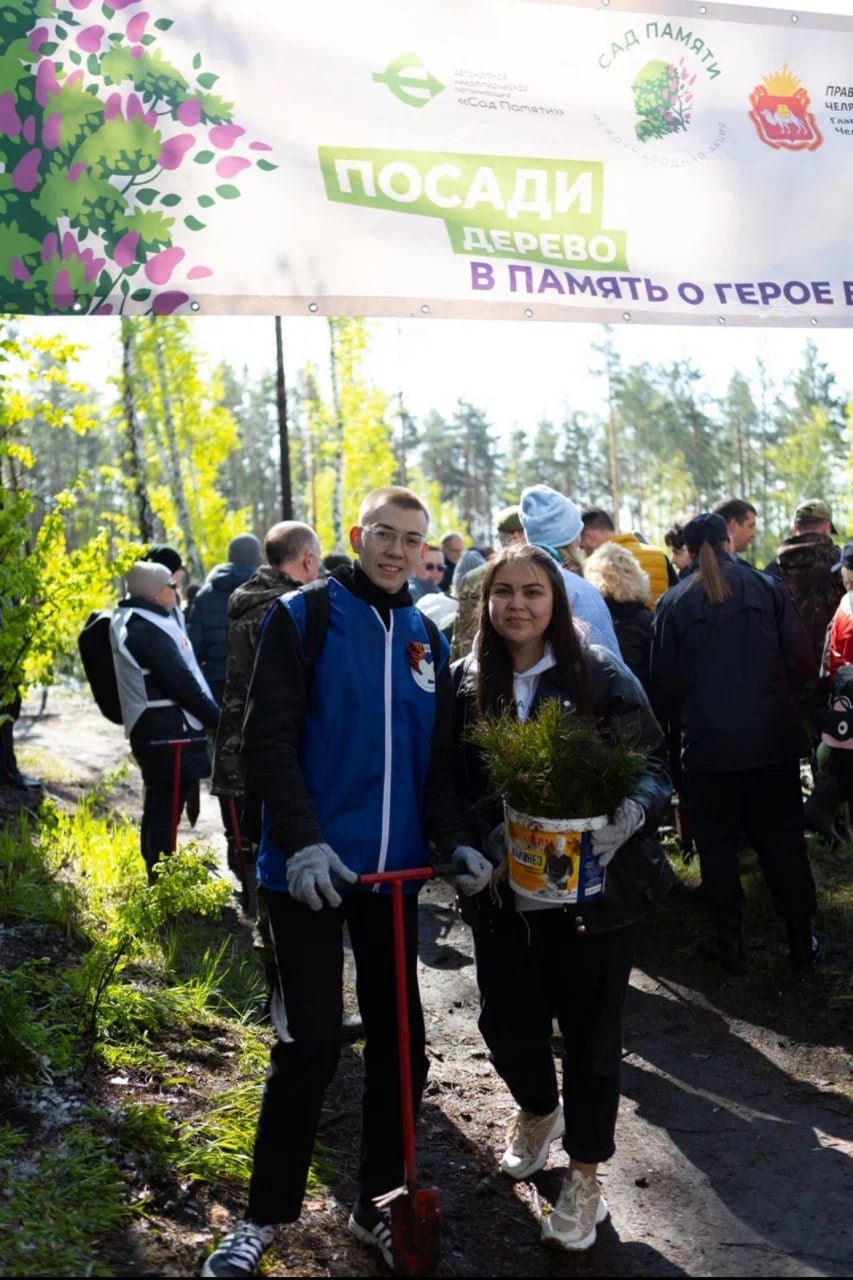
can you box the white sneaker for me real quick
[500,1103,565,1180]
[541,1168,609,1251]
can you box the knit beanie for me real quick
[228,534,263,567]
[142,544,183,575]
[519,485,583,548]
[126,561,171,602]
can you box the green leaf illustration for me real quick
[0,221,42,283]
[75,117,161,176]
[215,185,240,200]
[184,215,205,231]
[114,208,175,247]
[193,151,214,164]
[34,163,127,229]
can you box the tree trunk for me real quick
[275,316,293,521]
[327,319,344,548]
[121,318,155,543]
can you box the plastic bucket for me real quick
[505,804,607,903]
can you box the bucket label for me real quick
[505,810,606,903]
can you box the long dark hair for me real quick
[475,544,594,720]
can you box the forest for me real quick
[0,313,850,698]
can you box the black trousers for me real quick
[140,780,192,877]
[247,888,428,1225]
[684,763,817,922]
[474,909,636,1166]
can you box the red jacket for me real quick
[827,591,853,676]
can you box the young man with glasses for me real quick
[203,486,488,1278]
[407,543,445,603]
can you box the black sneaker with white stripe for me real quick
[348,1196,393,1268]
[201,1220,275,1277]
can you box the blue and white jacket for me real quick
[243,567,471,894]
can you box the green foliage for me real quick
[0,1123,130,1277]
[468,698,647,819]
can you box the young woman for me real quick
[452,544,673,1254]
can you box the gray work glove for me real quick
[592,798,645,867]
[287,842,358,910]
[452,845,494,896]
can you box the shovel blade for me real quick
[390,1186,441,1277]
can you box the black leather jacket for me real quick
[452,645,675,935]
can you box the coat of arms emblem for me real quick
[749,63,822,151]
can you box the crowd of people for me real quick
[85,481,843,1277]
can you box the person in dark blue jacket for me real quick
[188,534,262,860]
[650,513,818,974]
[188,534,263,701]
[202,487,486,1280]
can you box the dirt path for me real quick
[13,690,853,1277]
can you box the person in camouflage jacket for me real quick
[450,504,524,661]
[212,522,321,805]
[764,500,843,675]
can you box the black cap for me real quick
[143,544,183,574]
[683,513,729,547]
[831,542,853,573]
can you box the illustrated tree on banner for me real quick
[0,1,276,316]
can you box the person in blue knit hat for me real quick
[519,485,620,656]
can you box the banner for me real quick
[2,0,853,324]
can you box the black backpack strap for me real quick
[299,579,331,674]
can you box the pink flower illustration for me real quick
[215,155,250,179]
[76,25,104,53]
[35,59,60,106]
[126,12,148,41]
[187,265,213,279]
[27,26,50,54]
[209,124,245,149]
[249,141,273,151]
[68,163,87,182]
[0,93,22,137]
[145,246,185,285]
[12,148,42,193]
[114,231,140,269]
[69,0,95,9]
[52,268,74,310]
[43,111,62,149]
[176,99,202,126]
[152,291,189,315]
[159,133,195,169]
[41,232,58,263]
[22,115,36,144]
[93,303,114,315]
[126,92,156,128]
[10,258,32,283]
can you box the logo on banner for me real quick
[749,64,823,151]
[373,53,444,108]
[632,58,695,141]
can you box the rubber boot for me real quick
[803,772,845,844]
[786,919,820,970]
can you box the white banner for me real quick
[3,0,853,324]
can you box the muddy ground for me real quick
[7,690,853,1277]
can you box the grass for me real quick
[0,778,279,1277]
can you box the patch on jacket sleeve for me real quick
[407,640,436,693]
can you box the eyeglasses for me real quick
[362,525,425,552]
[423,561,443,571]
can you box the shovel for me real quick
[358,864,452,1277]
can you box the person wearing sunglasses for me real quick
[407,543,446,604]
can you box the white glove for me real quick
[287,842,358,910]
[452,845,493,896]
[591,799,645,867]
